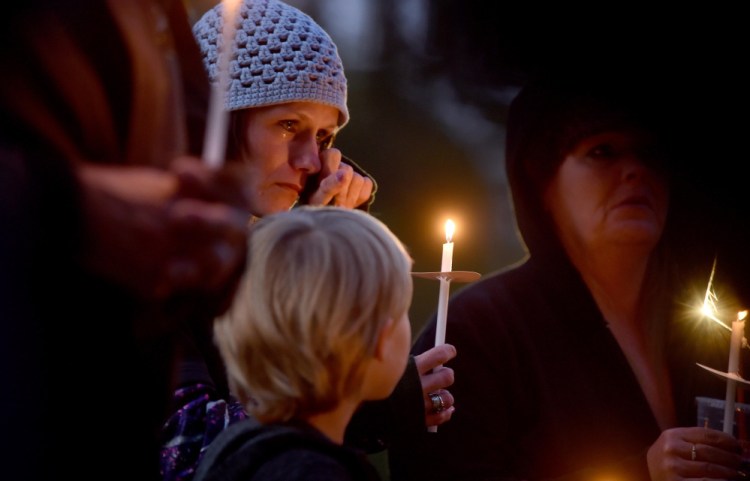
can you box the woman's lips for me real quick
[278,182,302,194]
[615,194,651,209]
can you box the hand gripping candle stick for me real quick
[203,0,241,169]
[430,220,454,434]
[412,219,481,433]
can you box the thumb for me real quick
[414,344,457,374]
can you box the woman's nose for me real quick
[290,137,322,173]
[623,143,668,180]
[616,149,647,180]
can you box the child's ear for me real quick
[373,317,395,361]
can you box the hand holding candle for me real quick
[428,220,455,434]
[411,218,479,433]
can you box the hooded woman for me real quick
[388,75,748,481]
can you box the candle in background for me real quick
[435,219,455,347]
[724,310,747,434]
[203,0,241,169]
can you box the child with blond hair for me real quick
[194,206,414,481]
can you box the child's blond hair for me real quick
[214,206,413,423]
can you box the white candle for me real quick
[203,0,241,169]
[434,220,455,346]
[724,310,747,434]
[429,220,454,433]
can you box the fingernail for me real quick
[336,170,345,182]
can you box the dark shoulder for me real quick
[253,448,363,481]
[448,259,538,316]
[196,420,380,481]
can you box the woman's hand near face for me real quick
[306,148,373,209]
[646,426,743,481]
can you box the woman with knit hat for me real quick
[387,74,748,480]
[192,0,370,215]
[161,2,456,480]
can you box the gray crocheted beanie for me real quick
[193,0,349,127]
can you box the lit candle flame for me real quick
[702,257,718,313]
[701,257,731,331]
[432,218,455,434]
[740,310,748,321]
[445,219,455,243]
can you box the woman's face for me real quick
[237,101,339,217]
[544,129,670,257]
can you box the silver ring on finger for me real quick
[691,443,697,461]
[429,392,445,414]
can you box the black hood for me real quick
[504,76,679,263]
